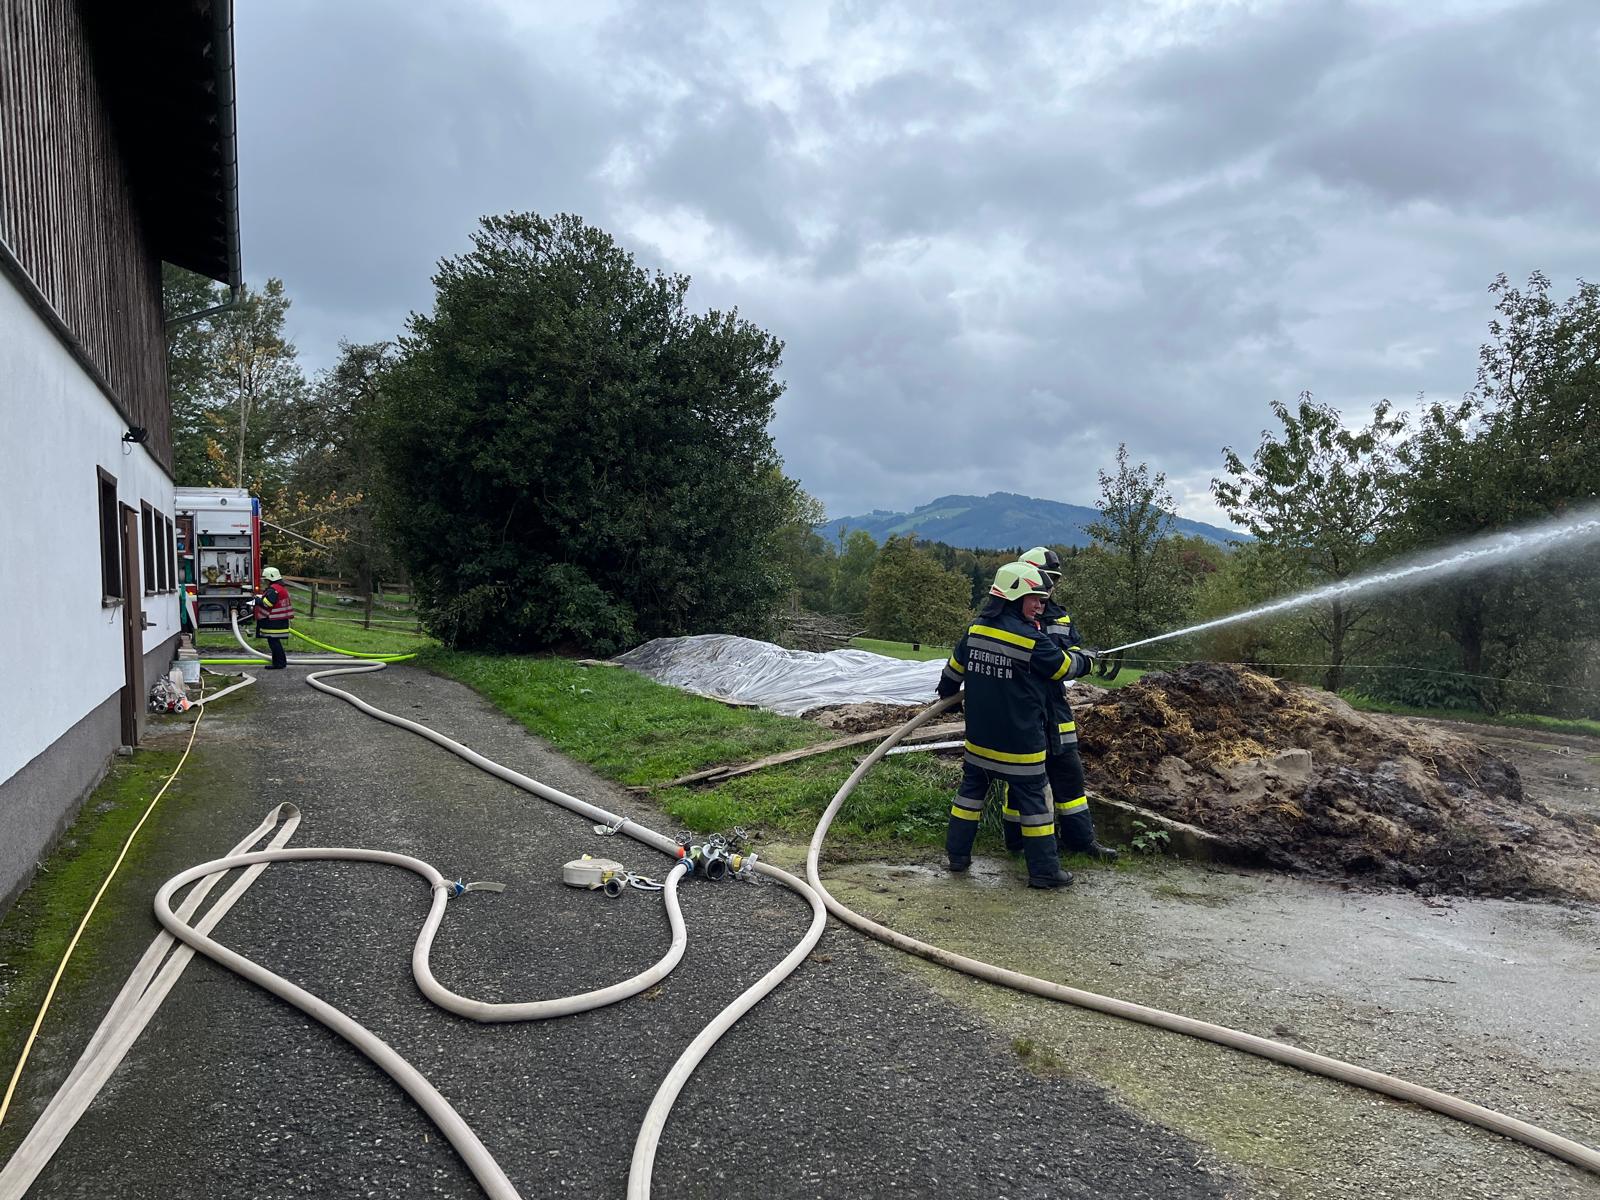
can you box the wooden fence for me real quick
[281,575,421,632]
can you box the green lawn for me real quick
[847,637,950,661]
[418,649,965,844]
[195,613,437,658]
[1340,693,1600,738]
[1092,666,1147,689]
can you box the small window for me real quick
[98,468,121,602]
[141,503,157,594]
[156,513,170,591]
[162,516,175,591]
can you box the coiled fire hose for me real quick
[2,644,823,1200]
[300,659,827,1199]
[805,694,1600,1178]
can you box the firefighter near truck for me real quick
[174,487,262,631]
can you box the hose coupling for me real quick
[689,844,730,881]
[443,879,506,898]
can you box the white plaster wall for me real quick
[0,272,181,786]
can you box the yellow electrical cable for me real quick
[286,627,417,661]
[0,698,206,1128]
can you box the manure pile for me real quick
[1077,663,1600,903]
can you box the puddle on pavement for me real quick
[821,853,1600,1200]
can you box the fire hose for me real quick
[1,642,825,1200]
[169,674,1600,1184]
[8,662,1596,1195]
[805,694,1600,1178]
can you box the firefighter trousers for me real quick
[1046,744,1098,853]
[947,762,1060,880]
[264,631,288,669]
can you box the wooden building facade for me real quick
[0,0,240,911]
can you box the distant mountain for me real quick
[818,492,1248,551]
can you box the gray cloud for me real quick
[235,0,1600,525]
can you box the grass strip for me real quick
[417,649,964,844]
[196,613,436,657]
[0,752,183,1063]
[1340,693,1600,738]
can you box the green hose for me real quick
[288,627,418,661]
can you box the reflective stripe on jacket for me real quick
[937,607,1070,776]
[1040,600,1092,753]
[254,582,294,630]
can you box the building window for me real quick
[141,503,157,594]
[161,516,175,592]
[98,468,121,603]
[156,512,170,591]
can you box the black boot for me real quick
[1029,868,1075,890]
[1088,842,1120,863]
[1023,835,1071,889]
[946,815,979,874]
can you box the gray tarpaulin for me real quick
[613,635,947,715]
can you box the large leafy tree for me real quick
[1394,273,1600,708]
[775,489,837,613]
[372,212,799,652]
[1081,444,1189,645]
[162,267,304,491]
[1212,392,1405,690]
[264,341,397,588]
[830,529,879,615]
[863,536,972,644]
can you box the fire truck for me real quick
[174,487,261,629]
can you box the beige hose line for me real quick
[302,659,832,1199]
[0,804,301,1199]
[804,694,1600,1179]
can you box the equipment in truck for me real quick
[174,487,262,629]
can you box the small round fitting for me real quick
[602,874,625,898]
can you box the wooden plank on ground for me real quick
[643,720,966,790]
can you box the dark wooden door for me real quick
[120,504,144,747]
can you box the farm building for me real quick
[0,0,241,910]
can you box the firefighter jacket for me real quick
[253,582,294,633]
[937,605,1079,777]
[1041,600,1092,753]
[1041,601,1080,651]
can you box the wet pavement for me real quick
[820,848,1600,1200]
[1,665,1232,1199]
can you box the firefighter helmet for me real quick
[989,561,1052,601]
[1020,546,1061,586]
[262,567,283,582]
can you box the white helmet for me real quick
[1020,546,1061,587]
[262,566,282,582]
[989,561,1051,601]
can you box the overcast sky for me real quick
[235,0,1600,526]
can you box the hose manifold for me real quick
[687,844,729,881]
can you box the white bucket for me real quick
[176,658,201,686]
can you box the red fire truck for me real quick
[174,487,261,629]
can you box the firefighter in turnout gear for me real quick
[252,567,294,670]
[937,562,1095,889]
[1021,546,1119,862]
